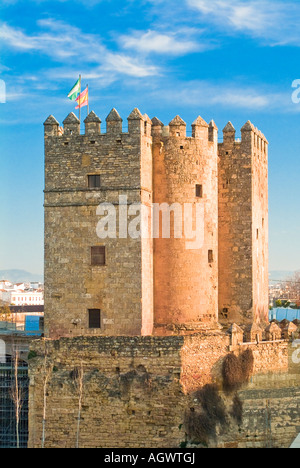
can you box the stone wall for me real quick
[28,334,299,449]
[28,336,186,448]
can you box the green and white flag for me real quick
[68,77,81,101]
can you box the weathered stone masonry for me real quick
[43,109,268,338]
[218,121,269,326]
[27,108,299,449]
[44,109,153,338]
[28,334,299,448]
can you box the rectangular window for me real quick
[208,250,214,263]
[91,246,106,266]
[88,309,101,329]
[88,174,101,189]
[196,184,203,198]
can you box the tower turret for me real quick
[218,120,269,326]
[153,114,219,334]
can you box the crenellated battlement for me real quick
[44,110,268,156]
[219,120,268,153]
[151,114,218,144]
[44,109,220,145]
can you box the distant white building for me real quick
[0,280,12,290]
[0,290,11,304]
[10,290,44,306]
[13,283,26,291]
[0,279,44,306]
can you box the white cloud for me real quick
[120,29,202,55]
[0,19,159,78]
[104,52,159,77]
[0,24,37,50]
[147,79,292,112]
[186,0,300,45]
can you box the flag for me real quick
[75,86,88,109]
[68,77,81,101]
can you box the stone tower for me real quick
[44,108,153,338]
[152,115,219,333]
[43,108,269,339]
[218,121,269,325]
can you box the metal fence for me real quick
[0,356,29,448]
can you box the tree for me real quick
[0,303,12,322]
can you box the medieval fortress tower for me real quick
[27,107,298,451]
[43,108,269,339]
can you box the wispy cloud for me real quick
[119,28,207,55]
[0,19,159,78]
[145,78,294,113]
[186,0,300,45]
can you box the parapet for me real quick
[222,122,236,144]
[219,120,268,152]
[128,107,144,134]
[63,112,80,135]
[44,115,59,137]
[151,117,164,137]
[169,115,186,137]
[192,116,209,139]
[84,111,101,135]
[44,108,151,139]
[143,114,152,138]
[226,319,299,346]
[106,108,123,134]
[43,109,221,146]
[151,114,218,143]
[208,120,218,143]
[241,120,269,153]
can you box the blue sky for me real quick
[0,0,299,276]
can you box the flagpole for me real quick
[87,84,89,115]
